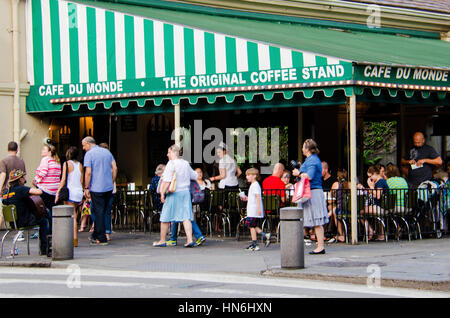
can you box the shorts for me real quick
[245,217,263,228]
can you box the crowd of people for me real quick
[0,137,117,256]
[0,130,446,256]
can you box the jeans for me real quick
[17,213,49,254]
[90,191,112,243]
[40,191,56,233]
[105,194,115,234]
[169,220,203,241]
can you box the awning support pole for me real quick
[174,103,181,147]
[348,94,358,245]
[12,0,20,145]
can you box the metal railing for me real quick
[110,185,449,243]
[324,187,449,243]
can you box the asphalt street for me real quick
[1,231,449,298]
[0,267,447,298]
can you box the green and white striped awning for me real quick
[25,0,354,113]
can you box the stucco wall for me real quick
[0,0,49,184]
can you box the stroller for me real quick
[416,179,446,239]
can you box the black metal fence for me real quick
[325,187,449,243]
[111,185,450,243]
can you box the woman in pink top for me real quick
[33,144,61,228]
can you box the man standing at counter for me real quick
[401,132,442,188]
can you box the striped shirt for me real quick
[34,156,61,195]
[387,177,408,207]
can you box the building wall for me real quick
[0,0,49,184]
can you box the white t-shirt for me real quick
[218,154,238,189]
[246,181,264,218]
[162,159,198,192]
[198,179,211,190]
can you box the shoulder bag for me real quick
[59,161,70,202]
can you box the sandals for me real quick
[183,242,196,248]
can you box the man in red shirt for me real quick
[262,163,286,210]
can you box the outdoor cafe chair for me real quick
[223,191,243,236]
[235,195,249,241]
[380,192,398,241]
[389,189,413,241]
[414,185,442,239]
[192,191,213,238]
[339,192,368,244]
[403,189,422,240]
[261,194,281,242]
[124,189,146,233]
[1,204,39,259]
[359,192,394,243]
[208,190,230,236]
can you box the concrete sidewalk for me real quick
[1,231,449,292]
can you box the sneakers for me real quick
[304,239,312,246]
[327,237,336,244]
[166,240,177,246]
[245,244,260,251]
[88,236,109,245]
[195,236,206,246]
[90,240,109,246]
[264,233,272,247]
[30,231,39,239]
[16,231,25,242]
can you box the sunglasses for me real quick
[283,175,290,178]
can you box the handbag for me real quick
[59,161,70,202]
[168,172,177,193]
[292,177,312,203]
[157,172,177,194]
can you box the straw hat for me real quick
[8,169,25,183]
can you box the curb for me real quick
[0,260,52,268]
[261,270,450,292]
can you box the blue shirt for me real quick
[373,178,389,206]
[300,154,323,189]
[84,145,115,193]
[149,175,163,211]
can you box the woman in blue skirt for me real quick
[153,145,198,248]
[293,139,329,254]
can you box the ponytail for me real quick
[45,144,60,163]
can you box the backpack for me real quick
[190,180,205,204]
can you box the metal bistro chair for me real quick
[335,192,365,244]
[1,204,39,259]
[405,189,422,240]
[125,190,146,232]
[192,188,213,238]
[390,189,413,241]
[343,192,369,244]
[209,190,229,236]
[147,189,162,234]
[381,192,398,241]
[262,194,280,243]
[114,189,128,229]
[235,198,248,241]
[361,192,391,243]
[223,191,242,237]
